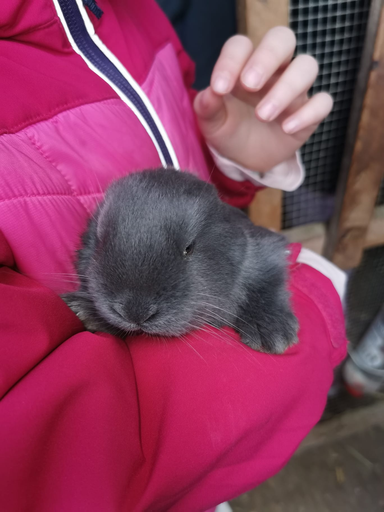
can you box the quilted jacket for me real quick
[0,1,347,511]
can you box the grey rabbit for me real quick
[62,168,298,354]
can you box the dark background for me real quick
[156,0,237,90]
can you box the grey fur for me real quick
[62,169,298,354]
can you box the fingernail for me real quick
[213,74,230,94]
[283,119,300,134]
[242,68,263,89]
[257,102,278,121]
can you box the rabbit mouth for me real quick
[107,314,191,338]
[141,325,190,337]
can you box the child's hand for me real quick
[194,27,332,173]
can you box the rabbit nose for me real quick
[139,309,158,324]
[111,304,126,320]
[126,305,158,326]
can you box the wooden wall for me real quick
[238,0,384,267]
[325,1,384,269]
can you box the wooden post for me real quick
[324,1,384,269]
[237,0,289,231]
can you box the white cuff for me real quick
[209,146,305,192]
[297,248,347,302]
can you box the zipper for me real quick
[82,0,103,19]
[52,0,179,169]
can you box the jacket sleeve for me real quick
[0,244,347,512]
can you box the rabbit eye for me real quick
[183,242,195,257]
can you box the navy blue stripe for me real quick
[58,0,174,166]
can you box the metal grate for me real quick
[284,0,371,229]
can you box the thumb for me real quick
[193,87,227,137]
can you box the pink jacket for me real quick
[0,1,347,511]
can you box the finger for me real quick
[194,87,227,134]
[240,26,296,91]
[231,69,298,110]
[256,54,319,122]
[282,92,333,135]
[211,35,253,95]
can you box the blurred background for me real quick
[158,1,384,510]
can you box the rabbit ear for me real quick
[234,227,298,354]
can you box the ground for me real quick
[230,401,384,512]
